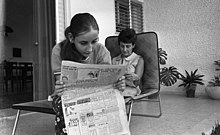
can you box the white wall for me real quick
[66,0,220,95]
[67,0,116,44]
[144,0,220,94]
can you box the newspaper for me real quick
[60,60,131,135]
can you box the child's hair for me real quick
[69,13,99,38]
[118,28,137,45]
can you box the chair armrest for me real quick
[131,89,159,100]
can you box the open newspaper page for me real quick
[60,60,131,135]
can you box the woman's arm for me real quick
[125,57,144,87]
[135,57,144,79]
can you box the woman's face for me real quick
[72,29,99,58]
[119,42,135,58]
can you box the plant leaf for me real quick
[158,48,167,65]
[160,66,181,86]
[178,69,204,87]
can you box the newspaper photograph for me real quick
[60,60,131,135]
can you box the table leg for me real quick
[12,110,20,135]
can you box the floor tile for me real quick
[0,91,219,135]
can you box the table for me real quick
[11,100,55,135]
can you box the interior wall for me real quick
[4,0,33,62]
[67,0,116,44]
[144,0,220,93]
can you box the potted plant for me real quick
[205,60,220,100]
[214,60,220,70]
[158,48,181,86]
[178,69,205,97]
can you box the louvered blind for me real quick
[115,0,130,32]
[131,0,143,33]
[115,0,143,33]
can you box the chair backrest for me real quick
[105,32,160,94]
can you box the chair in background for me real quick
[105,32,162,122]
[3,61,19,93]
[0,62,4,93]
[3,61,33,93]
[18,62,33,91]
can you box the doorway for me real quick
[0,0,34,109]
[0,0,56,109]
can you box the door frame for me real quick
[33,0,56,100]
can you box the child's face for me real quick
[73,29,99,58]
[119,42,135,58]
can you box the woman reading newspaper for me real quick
[112,28,144,97]
[51,13,126,135]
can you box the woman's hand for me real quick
[51,80,67,97]
[124,73,140,87]
[113,76,126,92]
[124,73,140,81]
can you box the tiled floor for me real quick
[0,81,33,109]
[0,91,219,135]
[130,92,220,135]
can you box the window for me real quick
[115,0,143,33]
[131,0,144,33]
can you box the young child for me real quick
[112,28,144,97]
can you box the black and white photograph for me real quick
[0,0,220,135]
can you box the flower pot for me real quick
[186,89,195,97]
[186,84,197,97]
[205,86,220,100]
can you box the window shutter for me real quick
[115,0,143,33]
[115,0,130,32]
[131,0,143,33]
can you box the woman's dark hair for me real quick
[70,13,99,38]
[64,26,70,38]
[118,28,137,45]
[60,13,99,62]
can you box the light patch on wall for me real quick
[0,0,5,62]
